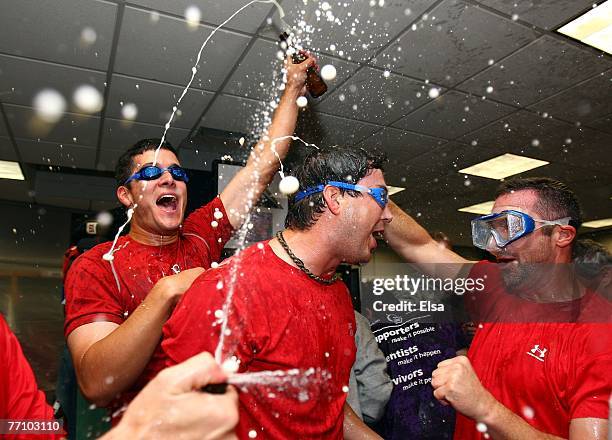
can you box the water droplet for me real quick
[320,64,337,81]
[279,175,300,195]
[80,27,97,45]
[476,422,488,433]
[428,88,440,99]
[185,6,201,28]
[485,86,494,94]
[121,103,138,120]
[211,220,219,228]
[531,139,540,147]
[522,406,534,419]
[33,89,66,123]
[73,84,103,113]
[296,96,308,107]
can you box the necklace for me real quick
[276,231,339,285]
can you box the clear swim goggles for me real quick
[471,209,571,249]
[294,181,389,208]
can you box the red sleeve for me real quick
[182,196,234,263]
[0,315,56,423]
[568,324,612,420]
[162,267,261,371]
[63,251,124,337]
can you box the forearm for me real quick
[76,292,171,405]
[482,400,565,440]
[343,403,382,440]
[385,201,435,254]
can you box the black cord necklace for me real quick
[276,231,339,285]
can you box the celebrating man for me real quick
[384,177,611,439]
[64,55,316,421]
[162,146,393,439]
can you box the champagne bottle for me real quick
[279,32,328,98]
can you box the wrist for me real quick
[479,393,503,427]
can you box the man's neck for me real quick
[270,228,340,278]
[128,223,179,246]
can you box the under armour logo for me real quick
[526,344,547,362]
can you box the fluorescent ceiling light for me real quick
[458,200,495,215]
[558,0,612,55]
[459,153,549,180]
[582,218,612,228]
[388,185,405,196]
[0,160,25,180]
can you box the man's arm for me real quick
[102,352,238,440]
[431,356,608,440]
[67,268,204,406]
[220,55,314,229]
[343,403,383,440]
[384,201,471,278]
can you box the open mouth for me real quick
[497,257,517,264]
[156,194,178,212]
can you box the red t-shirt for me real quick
[455,261,612,439]
[1,315,62,439]
[162,241,357,440]
[64,197,233,418]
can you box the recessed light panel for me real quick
[0,160,25,180]
[458,201,495,215]
[459,154,549,180]
[558,1,612,55]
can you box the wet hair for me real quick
[114,138,178,187]
[496,177,582,230]
[285,146,387,230]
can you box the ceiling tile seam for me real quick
[467,0,612,61]
[122,1,262,40]
[0,101,35,199]
[0,51,108,76]
[312,0,447,108]
[525,67,612,119]
[1,102,103,124]
[110,71,218,94]
[94,3,126,168]
[184,4,287,143]
[449,36,543,92]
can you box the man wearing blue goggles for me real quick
[294,180,389,209]
[471,209,571,249]
[124,165,189,185]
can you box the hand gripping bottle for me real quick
[279,32,328,98]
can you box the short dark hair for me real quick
[285,146,387,230]
[114,138,178,187]
[496,177,582,230]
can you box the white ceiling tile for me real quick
[223,38,360,101]
[297,111,381,147]
[457,36,612,107]
[100,118,190,151]
[97,148,124,173]
[358,127,446,159]
[199,94,263,134]
[0,54,107,115]
[91,199,120,212]
[315,67,435,125]
[478,0,596,30]
[528,70,612,124]
[35,171,116,201]
[0,137,18,161]
[114,7,251,91]
[0,180,33,202]
[4,104,100,147]
[373,0,539,86]
[128,0,274,33]
[34,195,90,210]
[393,90,516,139]
[106,74,214,129]
[16,138,97,169]
[0,0,116,70]
[261,0,437,63]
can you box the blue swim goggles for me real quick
[471,209,571,249]
[124,165,189,185]
[294,181,389,208]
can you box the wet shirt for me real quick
[64,196,233,418]
[1,315,62,439]
[162,241,357,440]
[371,318,467,439]
[455,261,612,439]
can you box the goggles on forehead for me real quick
[294,180,389,208]
[124,165,189,185]
[471,209,571,249]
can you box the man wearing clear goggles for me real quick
[471,209,572,250]
[383,177,610,440]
